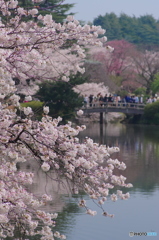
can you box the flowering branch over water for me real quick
[0,1,132,239]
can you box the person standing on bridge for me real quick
[99,94,104,106]
[103,94,108,103]
[146,97,152,104]
[108,94,113,102]
[134,95,139,104]
[83,95,88,107]
[89,94,94,107]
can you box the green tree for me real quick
[1,0,74,23]
[133,87,146,96]
[93,13,121,40]
[93,13,159,49]
[36,73,86,122]
[119,13,137,42]
[151,73,159,94]
[144,101,159,125]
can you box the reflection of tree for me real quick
[53,198,84,237]
[79,123,159,193]
[18,160,71,213]
[14,162,86,240]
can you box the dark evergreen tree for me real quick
[119,13,137,42]
[1,0,74,23]
[94,13,122,40]
[93,13,159,49]
[36,73,86,122]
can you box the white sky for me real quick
[65,0,159,22]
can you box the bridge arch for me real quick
[81,103,145,124]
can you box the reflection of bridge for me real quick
[81,103,145,124]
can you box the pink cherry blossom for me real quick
[0,1,132,239]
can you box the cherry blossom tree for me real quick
[0,1,132,239]
[89,40,139,92]
[132,50,159,94]
[89,41,128,73]
[81,59,117,93]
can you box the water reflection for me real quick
[18,160,72,213]
[15,123,159,240]
[63,123,159,240]
[79,123,159,194]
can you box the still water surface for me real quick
[19,123,159,240]
[54,123,159,240]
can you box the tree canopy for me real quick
[93,13,159,48]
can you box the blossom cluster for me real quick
[0,0,106,95]
[74,82,110,98]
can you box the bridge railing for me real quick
[82,102,145,110]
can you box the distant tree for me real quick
[88,40,138,92]
[151,73,159,94]
[82,59,117,92]
[119,13,137,43]
[132,50,159,94]
[136,15,159,47]
[93,12,121,40]
[133,87,146,96]
[93,13,159,48]
[104,40,135,76]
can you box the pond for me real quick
[54,123,159,240]
[18,123,159,240]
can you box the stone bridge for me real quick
[81,102,145,123]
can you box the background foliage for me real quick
[93,13,159,49]
[143,101,159,124]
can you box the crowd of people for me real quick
[83,93,158,107]
[83,93,144,107]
